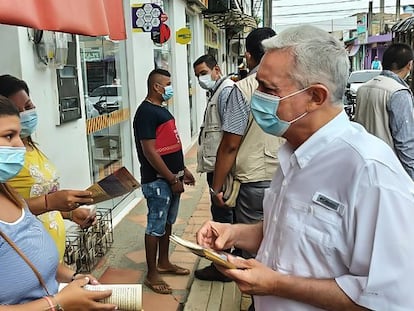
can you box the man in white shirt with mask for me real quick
[196,25,414,310]
[192,55,235,282]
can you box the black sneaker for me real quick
[194,264,232,282]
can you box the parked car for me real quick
[86,85,122,115]
[344,69,381,119]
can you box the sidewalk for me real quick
[91,144,250,310]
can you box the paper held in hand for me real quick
[86,167,140,204]
[169,234,236,269]
[59,283,142,311]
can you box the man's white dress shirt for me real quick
[255,111,414,311]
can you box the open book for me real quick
[86,167,140,204]
[59,283,142,310]
[169,234,236,269]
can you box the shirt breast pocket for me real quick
[277,200,342,272]
[306,203,342,246]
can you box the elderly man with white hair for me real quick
[195,25,414,311]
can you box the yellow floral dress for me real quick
[7,148,66,261]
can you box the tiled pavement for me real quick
[91,144,250,310]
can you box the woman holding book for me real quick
[0,95,117,310]
[0,74,96,261]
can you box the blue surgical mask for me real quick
[0,146,26,182]
[162,85,174,101]
[251,88,310,137]
[20,108,38,138]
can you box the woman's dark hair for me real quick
[0,95,20,117]
[0,74,30,97]
[382,43,414,71]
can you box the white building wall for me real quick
[0,0,207,211]
[126,0,156,179]
[126,0,206,167]
[169,0,192,149]
[0,25,92,190]
[0,26,21,76]
[191,14,208,131]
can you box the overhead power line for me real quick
[274,4,407,17]
[273,0,361,8]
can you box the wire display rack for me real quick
[64,208,113,273]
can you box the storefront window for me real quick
[204,23,219,61]
[79,36,133,209]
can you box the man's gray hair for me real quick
[262,25,350,105]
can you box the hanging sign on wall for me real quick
[176,27,192,45]
[131,3,170,44]
[132,3,162,32]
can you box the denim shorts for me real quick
[142,179,180,237]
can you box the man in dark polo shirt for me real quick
[133,68,195,294]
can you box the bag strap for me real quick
[0,229,51,296]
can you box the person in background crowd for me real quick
[197,24,414,311]
[0,95,117,310]
[133,68,195,294]
[370,55,383,70]
[192,54,235,282]
[202,27,282,311]
[209,27,283,258]
[0,74,96,262]
[355,43,414,180]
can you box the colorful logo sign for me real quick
[132,3,171,44]
[132,3,162,32]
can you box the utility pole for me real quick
[368,0,373,36]
[380,0,385,34]
[263,0,272,28]
[396,0,401,21]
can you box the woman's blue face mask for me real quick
[0,146,26,182]
[250,87,310,137]
[19,108,38,138]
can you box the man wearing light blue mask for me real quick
[195,25,414,311]
[133,68,195,294]
[250,86,311,136]
[192,55,234,282]
[161,84,174,102]
[210,28,283,264]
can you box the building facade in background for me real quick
[0,0,257,224]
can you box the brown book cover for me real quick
[86,167,140,204]
[169,234,236,269]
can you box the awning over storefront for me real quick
[392,16,414,33]
[0,0,126,40]
[203,10,257,29]
[203,0,257,30]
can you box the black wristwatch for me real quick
[209,187,218,197]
